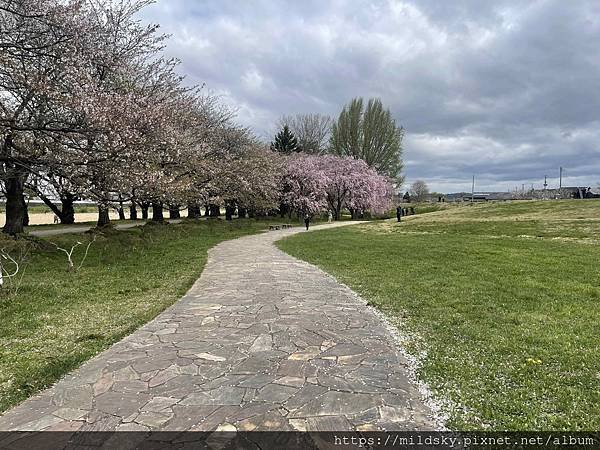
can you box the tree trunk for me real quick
[168,206,180,219]
[209,204,220,218]
[37,191,64,223]
[334,205,341,221]
[140,202,149,219]
[60,193,76,225]
[37,192,76,225]
[187,203,201,219]
[97,204,110,227]
[248,209,255,219]
[204,205,209,217]
[225,204,235,221]
[116,194,126,220]
[238,207,247,219]
[22,195,29,227]
[336,199,343,221]
[3,171,27,235]
[152,202,164,222]
[129,202,138,220]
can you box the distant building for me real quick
[445,187,600,202]
[446,192,518,202]
[534,187,600,200]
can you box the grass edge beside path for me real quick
[276,203,600,431]
[0,219,269,414]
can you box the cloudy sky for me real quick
[140,0,599,193]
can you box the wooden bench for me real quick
[269,224,293,231]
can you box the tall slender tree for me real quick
[329,97,404,183]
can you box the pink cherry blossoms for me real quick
[283,154,393,219]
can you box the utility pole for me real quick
[471,175,475,204]
[559,167,563,189]
[544,175,548,190]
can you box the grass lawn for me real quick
[0,219,269,414]
[277,200,600,430]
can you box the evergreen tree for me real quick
[270,125,300,153]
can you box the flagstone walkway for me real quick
[0,222,435,433]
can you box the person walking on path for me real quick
[328,210,333,224]
[396,206,402,222]
[304,213,311,230]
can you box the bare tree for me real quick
[410,180,430,202]
[278,114,332,154]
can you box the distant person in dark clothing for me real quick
[396,206,402,222]
[304,213,310,230]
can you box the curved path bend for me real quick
[0,222,435,433]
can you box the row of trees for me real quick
[0,0,284,234]
[1,1,398,235]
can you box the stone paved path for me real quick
[0,222,435,433]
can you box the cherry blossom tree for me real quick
[282,154,328,215]
[0,0,171,232]
[282,154,392,220]
[0,0,91,233]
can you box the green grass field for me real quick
[0,219,269,413]
[277,200,600,430]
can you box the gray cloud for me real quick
[140,0,600,192]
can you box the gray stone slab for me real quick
[284,384,328,411]
[94,391,148,418]
[305,415,354,431]
[162,405,220,431]
[290,391,379,418]
[254,384,299,403]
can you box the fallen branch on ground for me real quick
[51,235,97,272]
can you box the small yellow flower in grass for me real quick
[526,357,543,365]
